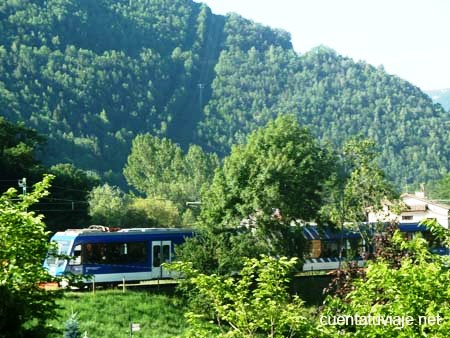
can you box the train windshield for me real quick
[46,240,71,267]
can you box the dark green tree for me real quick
[44,163,99,231]
[0,117,45,192]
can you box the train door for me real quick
[151,241,172,278]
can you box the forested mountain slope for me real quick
[0,0,448,187]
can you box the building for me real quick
[368,191,450,229]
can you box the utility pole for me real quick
[198,83,204,108]
[18,177,27,196]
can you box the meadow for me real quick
[49,289,188,338]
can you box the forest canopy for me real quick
[0,0,448,190]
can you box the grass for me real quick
[49,288,189,337]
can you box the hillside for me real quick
[0,0,448,187]
[426,88,450,111]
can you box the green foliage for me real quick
[421,218,450,248]
[170,255,318,337]
[200,45,449,187]
[201,115,332,227]
[0,117,97,231]
[124,134,218,208]
[46,163,99,231]
[126,197,182,228]
[88,185,185,228]
[319,137,397,247]
[0,175,60,337]
[88,183,129,227]
[0,0,447,189]
[179,116,329,274]
[427,173,450,202]
[0,116,45,191]
[321,230,450,337]
[342,138,396,222]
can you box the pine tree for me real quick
[63,313,81,338]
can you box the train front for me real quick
[43,230,79,279]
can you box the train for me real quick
[302,222,449,271]
[44,222,447,285]
[43,226,194,285]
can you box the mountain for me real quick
[426,88,450,111]
[0,0,448,188]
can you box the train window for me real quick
[346,238,365,258]
[153,243,171,268]
[153,245,161,267]
[321,240,339,258]
[307,240,322,259]
[46,240,71,267]
[83,242,147,265]
[127,242,147,263]
[69,245,82,265]
[162,245,170,263]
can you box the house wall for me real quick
[367,195,449,229]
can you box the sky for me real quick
[194,0,450,91]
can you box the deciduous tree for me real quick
[0,175,59,337]
[178,115,333,273]
[123,134,218,208]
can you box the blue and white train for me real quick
[45,222,448,283]
[301,222,449,271]
[44,227,193,285]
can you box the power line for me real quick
[41,197,89,203]
[32,209,87,212]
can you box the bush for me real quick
[170,255,321,337]
[320,230,450,337]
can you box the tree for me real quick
[123,134,184,199]
[125,197,182,228]
[0,175,60,337]
[123,134,218,208]
[319,138,397,259]
[45,163,100,231]
[63,313,81,338]
[178,115,333,274]
[88,184,129,227]
[342,138,396,223]
[88,186,184,228]
[201,115,332,228]
[427,173,450,202]
[0,117,45,193]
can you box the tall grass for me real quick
[49,289,188,337]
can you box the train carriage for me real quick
[302,222,450,271]
[44,227,193,285]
